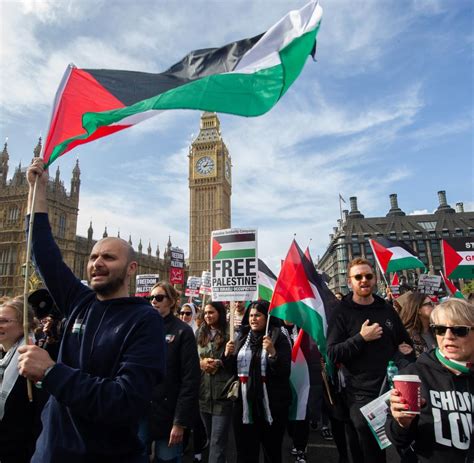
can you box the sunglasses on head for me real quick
[146,294,167,302]
[180,311,192,316]
[351,273,374,281]
[430,325,473,337]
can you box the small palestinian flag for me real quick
[369,238,425,274]
[440,271,465,299]
[269,240,338,368]
[211,230,256,260]
[258,259,277,302]
[391,273,399,286]
[289,329,311,421]
[442,238,474,280]
[42,1,323,167]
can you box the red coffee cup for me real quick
[393,374,421,414]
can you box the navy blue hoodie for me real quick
[28,214,166,463]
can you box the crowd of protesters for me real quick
[0,158,472,463]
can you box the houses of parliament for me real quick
[0,112,232,296]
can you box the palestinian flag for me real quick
[289,329,311,421]
[211,230,256,260]
[440,271,465,299]
[269,240,338,366]
[258,258,277,302]
[442,238,474,280]
[42,1,323,166]
[390,273,399,286]
[369,238,425,273]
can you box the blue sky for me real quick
[1,0,472,273]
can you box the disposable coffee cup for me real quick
[393,375,421,414]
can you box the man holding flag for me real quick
[327,257,414,463]
[17,158,166,463]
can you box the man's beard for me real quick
[91,269,128,297]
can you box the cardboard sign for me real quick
[135,274,160,297]
[200,271,212,295]
[417,274,441,295]
[211,228,258,302]
[185,276,201,297]
[170,247,185,284]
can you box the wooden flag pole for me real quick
[229,301,235,341]
[23,177,39,402]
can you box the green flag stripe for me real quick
[258,285,274,302]
[271,302,327,356]
[214,249,256,260]
[387,257,425,272]
[47,29,317,167]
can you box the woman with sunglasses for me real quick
[0,297,47,463]
[397,292,437,358]
[179,303,198,333]
[196,301,233,463]
[386,298,474,463]
[145,282,200,463]
[224,300,291,463]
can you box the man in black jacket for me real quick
[327,257,413,463]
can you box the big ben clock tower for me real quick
[189,112,231,276]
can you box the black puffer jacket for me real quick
[148,314,200,440]
[385,350,473,463]
[224,325,292,419]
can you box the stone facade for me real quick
[317,193,474,294]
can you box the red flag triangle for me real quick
[211,238,222,259]
[442,240,463,278]
[390,273,399,286]
[370,239,393,273]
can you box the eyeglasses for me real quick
[146,294,167,302]
[430,325,474,337]
[0,318,18,325]
[350,273,374,281]
[180,311,192,316]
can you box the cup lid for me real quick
[393,374,421,382]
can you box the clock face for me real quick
[225,159,231,180]
[196,156,215,175]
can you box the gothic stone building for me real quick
[317,193,474,294]
[0,140,175,297]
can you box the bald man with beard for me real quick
[17,158,166,463]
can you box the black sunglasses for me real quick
[146,294,167,302]
[350,273,374,281]
[180,311,192,316]
[430,325,473,337]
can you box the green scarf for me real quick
[435,348,471,375]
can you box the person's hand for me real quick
[398,342,414,355]
[360,319,383,341]
[200,358,218,374]
[225,340,235,357]
[389,389,418,428]
[27,158,48,188]
[168,424,184,446]
[262,335,276,357]
[18,345,55,382]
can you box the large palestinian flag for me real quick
[369,238,425,274]
[42,1,323,166]
[442,238,474,280]
[258,258,278,302]
[269,240,337,366]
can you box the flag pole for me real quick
[368,240,390,288]
[23,177,39,402]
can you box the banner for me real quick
[442,238,474,280]
[185,276,202,297]
[135,274,160,297]
[417,274,441,295]
[200,271,212,295]
[211,228,258,302]
[170,246,185,285]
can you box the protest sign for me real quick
[360,390,392,450]
[418,274,441,295]
[135,274,160,297]
[170,246,185,285]
[211,228,258,302]
[185,276,202,297]
[200,271,212,295]
[442,237,474,279]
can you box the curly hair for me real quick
[197,301,227,349]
